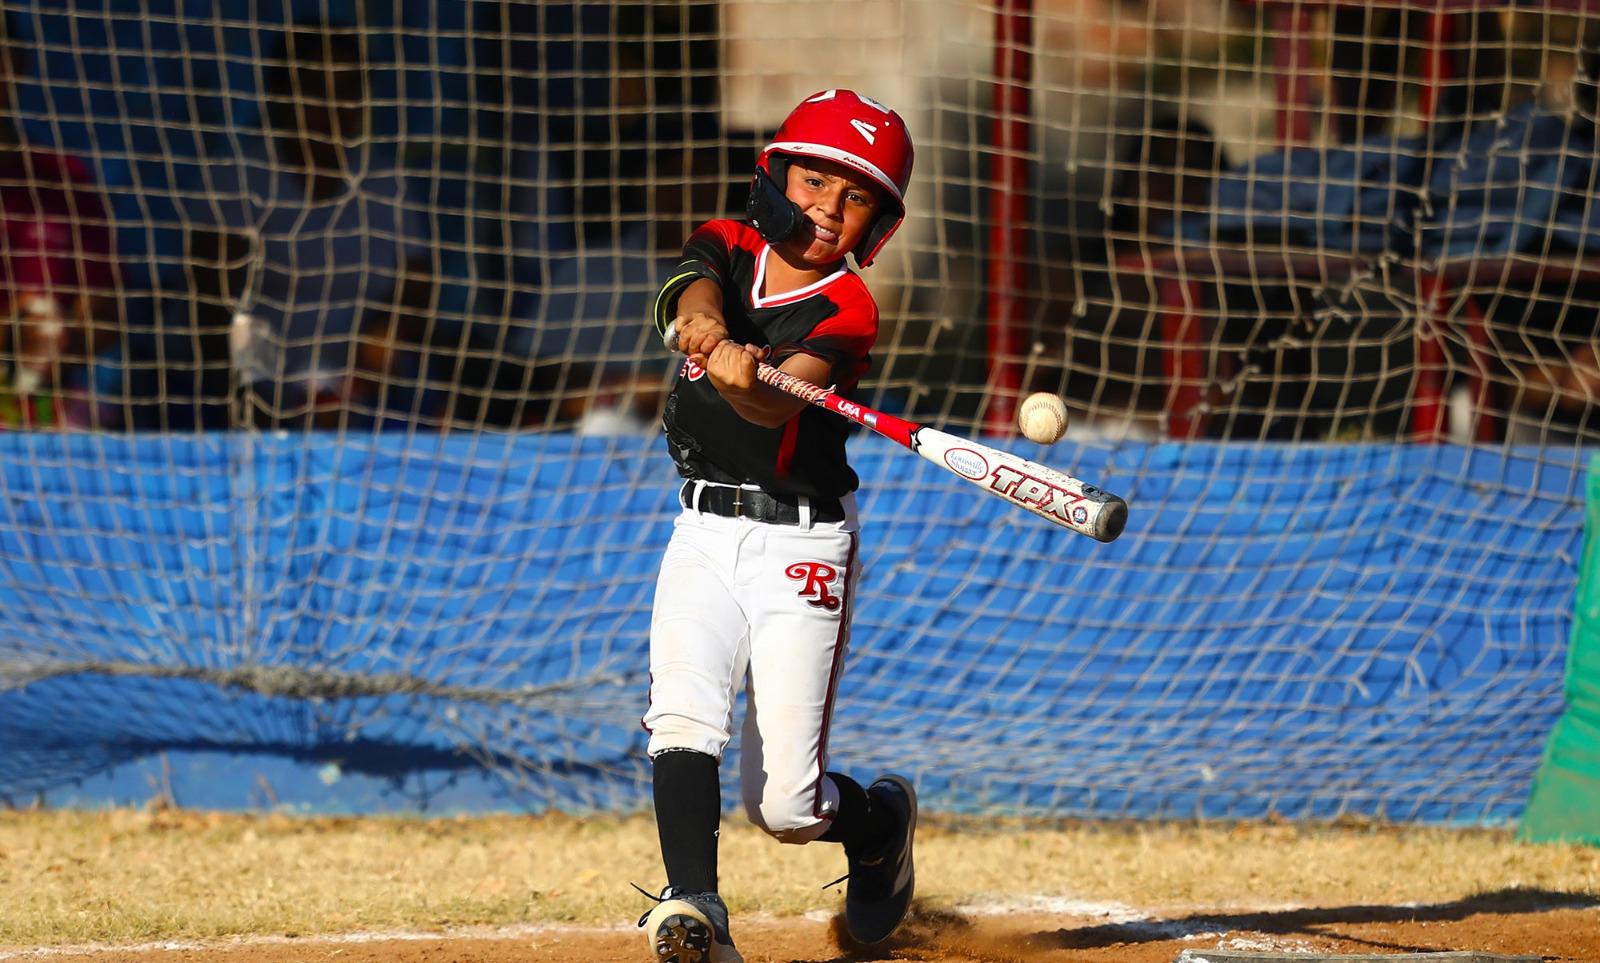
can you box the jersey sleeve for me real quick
[652,219,740,342]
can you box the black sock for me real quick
[652,749,721,894]
[817,772,893,855]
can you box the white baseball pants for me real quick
[644,487,860,844]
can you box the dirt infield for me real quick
[1,809,1596,962]
[16,900,1600,963]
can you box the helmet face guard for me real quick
[746,164,802,248]
[745,89,914,268]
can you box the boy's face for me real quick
[780,157,881,267]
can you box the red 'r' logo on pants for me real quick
[786,561,841,612]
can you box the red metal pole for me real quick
[1411,13,1455,441]
[1414,273,1448,441]
[985,0,1032,436]
[1461,294,1498,442]
[1418,11,1453,125]
[1273,5,1315,145]
[1162,278,1207,439]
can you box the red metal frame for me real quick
[1460,293,1498,443]
[1161,278,1208,439]
[1414,273,1450,440]
[985,0,1032,436]
[1273,5,1319,145]
[1416,5,1454,122]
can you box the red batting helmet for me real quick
[746,89,914,268]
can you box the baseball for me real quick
[1018,392,1069,444]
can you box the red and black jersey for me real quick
[658,218,878,500]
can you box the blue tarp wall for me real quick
[0,434,1583,823]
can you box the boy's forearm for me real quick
[672,279,729,357]
[675,278,723,321]
[655,269,724,349]
[719,381,801,428]
[708,346,828,429]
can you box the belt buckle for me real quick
[732,486,743,518]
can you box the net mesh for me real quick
[0,0,1594,820]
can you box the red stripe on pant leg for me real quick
[811,529,859,821]
[640,669,655,735]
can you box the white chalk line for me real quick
[0,923,620,961]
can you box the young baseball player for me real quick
[637,89,916,963]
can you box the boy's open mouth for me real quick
[806,221,839,243]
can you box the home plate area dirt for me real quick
[20,894,1600,963]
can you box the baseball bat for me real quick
[755,362,1128,543]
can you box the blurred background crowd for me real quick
[0,0,1596,443]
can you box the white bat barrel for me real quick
[914,429,1129,543]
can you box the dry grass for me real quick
[0,805,1596,948]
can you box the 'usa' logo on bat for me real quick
[990,465,1086,526]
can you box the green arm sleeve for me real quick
[653,260,721,342]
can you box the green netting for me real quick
[1519,454,1600,846]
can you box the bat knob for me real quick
[1092,496,1129,543]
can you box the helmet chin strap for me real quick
[746,166,803,245]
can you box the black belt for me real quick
[681,482,846,525]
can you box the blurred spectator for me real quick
[1003,1,1242,434]
[1325,6,1410,143]
[1432,11,1512,132]
[501,3,732,433]
[1577,36,1600,132]
[180,16,432,429]
[1025,104,1224,432]
[1494,284,1600,444]
[1491,43,1600,444]
[1403,28,1600,444]
[1105,108,1224,253]
[446,348,586,431]
[310,274,448,431]
[0,13,119,429]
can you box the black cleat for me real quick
[843,774,918,945]
[638,886,743,963]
